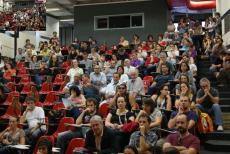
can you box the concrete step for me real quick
[204,140,230,152]
[220,105,230,112]
[220,98,230,105]
[205,130,230,140]
[220,92,230,98]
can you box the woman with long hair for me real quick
[151,84,172,111]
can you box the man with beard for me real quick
[168,95,197,132]
[163,114,200,154]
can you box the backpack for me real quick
[197,111,214,134]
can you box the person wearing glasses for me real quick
[163,114,200,154]
[168,95,197,132]
[109,83,138,111]
[20,96,46,152]
[196,77,223,131]
[0,116,25,154]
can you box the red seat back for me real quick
[54,74,63,84]
[143,76,154,84]
[65,138,85,154]
[52,117,74,140]
[41,82,53,92]
[99,103,109,118]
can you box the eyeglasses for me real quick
[163,88,168,91]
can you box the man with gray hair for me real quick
[196,77,223,131]
[124,59,135,75]
[84,115,117,153]
[127,69,145,98]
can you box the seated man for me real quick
[196,77,223,131]
[163,114,200,154]
[20,96,46,152]
[129,114,158,154]
[147,64,174,95]
[168,95,197,132]
[56,98,99,154]
[85,115,117,153]
[100,72,120,98]
[127,69,145,98]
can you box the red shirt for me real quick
[144,56,159,67]
[165,133,200,152]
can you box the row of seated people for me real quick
[0,72,222,154]
[0,93,200,154]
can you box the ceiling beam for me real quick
[53,1,74,14]
[46,13,60,20]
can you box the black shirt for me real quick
[85,126,116,154]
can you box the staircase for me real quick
[197,56,230,153]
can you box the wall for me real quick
[217,0,230,46]
[74,0,170,45]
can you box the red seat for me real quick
[5,82,16,92]
[53,102,65,110]
[53,74,63,85]
[3,91,19,106]
[51,117,74,142]
[19,75,33,84]
[42,91,58,106]
[16,61,25,69]
[20,84,31,95]
[33,135,55,154]
[65,138,85,154]
[40,82,53,94]
[99,103,109,119]
[17,67,28,76]
[143,76,154,84]
[0,104,21,119]
[62,61,70,70]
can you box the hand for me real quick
[140,125,145,135]
[26,106,31,112]
[2,139,12,145]
[84,108,91,113]
[140,110,147,115]
[113,124,119,129]
[178,106,183,114]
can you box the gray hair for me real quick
[90,115,103,122]
[199,77,210,86]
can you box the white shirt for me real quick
[124,66,135,75]
[67,67,84,83]
[25,107,46,130]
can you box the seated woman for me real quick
[175,74,196,95]
[67,86,86,119]
[151,84,172,111]
[135,99,162,129]
[175,82,195,109]
[2,63,16,84]
[0,116,25,154]
[174,62,194,85]
[105,96,135,152]
[57,98,98,154]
